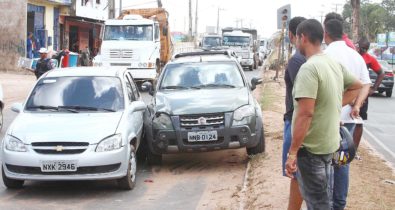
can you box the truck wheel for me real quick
[117,146,137,190]
[247,127,265,156]
[386,90,392,97]
[2,166,24,189]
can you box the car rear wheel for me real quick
[386,90,392,97]
[247,127,265,156]
[2,166,24,189]
[117,147,137,190]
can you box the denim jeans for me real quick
[282,119,292,176]
[333,123,355,210]
[296,148,333,210]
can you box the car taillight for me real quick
[385,72,394,77]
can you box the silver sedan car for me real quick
[1,67,146,190]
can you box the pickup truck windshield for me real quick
[223,36,250,46]
[104,25,153,41]
[25,77,124,112]
[160,62,245,89]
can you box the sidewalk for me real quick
[0,73,36,108]
[240,69,395,210]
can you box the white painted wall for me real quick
[75,0,109,21]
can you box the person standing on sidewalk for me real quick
[354,37,385,149]
[34,48,54,79]
[323,18,371,210]
[282,16,306,210]
[285,19,362,210]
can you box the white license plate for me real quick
[188,131,218,142]
[41,161,77,172]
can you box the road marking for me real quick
[364,128,395,159]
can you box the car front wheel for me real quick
[117,146,137,190]
[2,166,24,189]
[247,127,265,156]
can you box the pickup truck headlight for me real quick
[233,105,255,126]
[96,134,122,152]
[5,135,27,152]
[153,113,173,130]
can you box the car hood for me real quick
[154,88,250,115]
[9,112,123,144]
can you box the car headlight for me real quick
[233,105,255,126]
[96,134,122,152]
[153,113,173,130]
[5,135,27,152]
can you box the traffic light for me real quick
[277,4,291,29]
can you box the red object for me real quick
[385,72,394,77]
[342,34,356,50]
[361,53,381,73]
[144,179,154,183]
[61,50,70,67]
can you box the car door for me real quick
[124,72,144,143]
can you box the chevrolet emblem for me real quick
[56,145,63,152]
[198,117,207,125]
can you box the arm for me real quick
[285,98,315,178]
[343,79,363,107]
[370,68,385,95]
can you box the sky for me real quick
[121,0,382,38]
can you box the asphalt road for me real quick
[363,86,395,168]
[0,68,262,210]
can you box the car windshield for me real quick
[25,77,124,112]
[160,62,245,89]
[223,36,250,46]
[104,25,153,41]
[203,37,221,47]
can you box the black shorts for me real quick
[360,98,368,120]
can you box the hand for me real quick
[285,156,298,179]
[369,87,375,96]
[350,105,360,119]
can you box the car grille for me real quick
[6,163,121,175]
[109,49,134,59]
[31,142,89,155]
[179,113,225,128]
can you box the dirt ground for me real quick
[241,69,395,210]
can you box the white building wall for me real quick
[75,0,108,20]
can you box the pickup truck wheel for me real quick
[2,166,24,189]
[386,90,392,97]
[117,147,137,190]
[247,127,265,156]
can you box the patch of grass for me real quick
[260,81,282,111]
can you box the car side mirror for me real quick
[141,81,154,96]
[129,101,146,114]
[251,77,263,91]
[11,103,23,113]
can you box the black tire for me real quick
[156,60,161,74]
[247,127,265,156]
[147,148,162,165]
[2,166,24,189]
[378,90,384,94]
[117,147,137,190]
[136,138,147,164]
[386,90,392,97]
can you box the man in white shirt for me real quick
[324,19,371,210]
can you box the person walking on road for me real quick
[285,19,362,210]
[353,37,385,149]
[34,48,54,79]
[324,18,371,210]
[282,16,306,210]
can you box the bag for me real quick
[332,126,356,166]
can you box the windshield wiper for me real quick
[58,106,116,112]
[192,84,236,89]
[26,105,59,111]
[161,85,189,90]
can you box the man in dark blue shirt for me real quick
[282,16,306,210]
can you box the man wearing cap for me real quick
[34,48,54,79]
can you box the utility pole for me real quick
[188,0,193,40]
[195,0,198,39]
[157,0,162,8]
[351,0,361,42]
[119,0,122,17]
[108,0,115,19]
[217,8,224,34]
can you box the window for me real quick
[127,73,140,99]
[124,75,134,102]
[154,23,160,41]
[81,0,89,6]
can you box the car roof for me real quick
[170,52,237,64]
[44,67,127,78]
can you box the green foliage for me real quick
[342,0,395,41]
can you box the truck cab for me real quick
[200,34,222,50]
[222,30,254,70]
